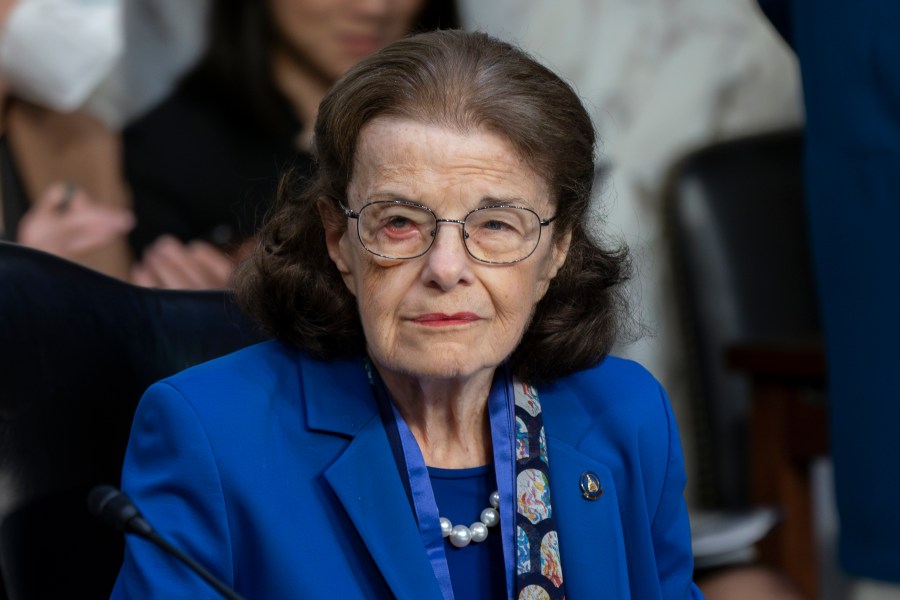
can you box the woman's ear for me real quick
[549,229,572,280]
[533,229,573,304]
[317,199,357,296]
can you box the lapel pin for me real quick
[580,471,603,500]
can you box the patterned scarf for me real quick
[513,382,567,600]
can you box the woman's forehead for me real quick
[349,118,552,211]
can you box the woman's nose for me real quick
[352,0,391,19]
[421,221,474,290]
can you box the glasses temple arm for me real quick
[540,215,558,226]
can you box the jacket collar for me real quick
[301,354,377,437]
[300,353,444,599]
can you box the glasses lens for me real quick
[464,207,541,263]
[358,202,435,259]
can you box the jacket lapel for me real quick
[540,379,632,599]
[324,417,443,600]
[547,438,631,599]
[301,355,443,600]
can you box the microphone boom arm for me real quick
[88,485,246,600]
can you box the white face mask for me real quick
[0,0,123,112]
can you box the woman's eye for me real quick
[482,220,509,231]
[380,215,423,238]
[480,219,522,234]
[386,216,413,230]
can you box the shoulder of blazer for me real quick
[158,341,377,437]
[539,355,667,436]
[161,340,299,399]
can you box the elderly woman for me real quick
[111,30,702,599]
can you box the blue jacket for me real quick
[111,341,702,599]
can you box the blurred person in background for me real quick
[0,0,142,277]
[1,0,457,289]
[0,0,209,278]
[759,1,900,598]
[123,0,458,289]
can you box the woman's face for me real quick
[325,118,571,382]
[268,0,424,84]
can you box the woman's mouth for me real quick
[340,34,383,56]
[410,313,482,327]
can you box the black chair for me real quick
[663,128,821,510]
[0,242,266,599]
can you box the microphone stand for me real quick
[88,485,246,600]
[139,529,244,600]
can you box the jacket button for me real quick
[580,471,603,500]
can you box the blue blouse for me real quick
[428,465,505,599]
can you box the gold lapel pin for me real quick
[580,471,603,500]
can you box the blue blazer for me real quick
[111,341,702,599]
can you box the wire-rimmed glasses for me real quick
[341,200,557,264]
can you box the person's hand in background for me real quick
[130,235,236,289]
[17,182,134,262]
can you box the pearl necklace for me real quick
[440,490,500,548]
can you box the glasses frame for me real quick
[340,199,558,265]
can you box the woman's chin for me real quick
[369,346,504,383]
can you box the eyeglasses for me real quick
[341,200,557,264]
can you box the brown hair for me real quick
[235,30,630,383]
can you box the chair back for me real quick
[663,129,820,508]
[0,242,266,599]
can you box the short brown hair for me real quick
[235,30,630,383]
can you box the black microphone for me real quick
[88,485,246,600]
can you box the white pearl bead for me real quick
[438,490,499,547]
[480,507,499,528]
[469,521,488,543]
[449,524,472,547]
[440,517,452,537]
